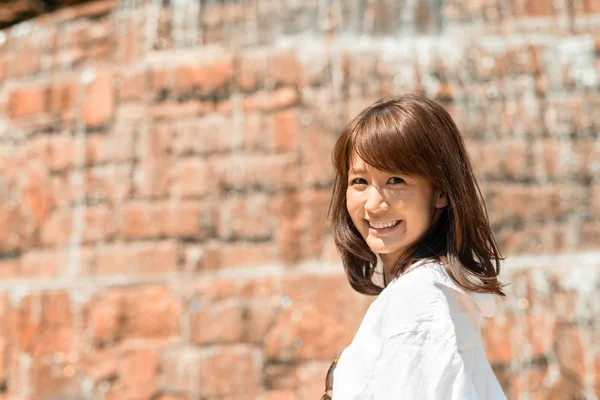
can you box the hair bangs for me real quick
[348,107,428,177]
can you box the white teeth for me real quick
[369,220,401,229]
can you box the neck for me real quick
[379,253,396,286]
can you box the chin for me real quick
[367,242,398,255]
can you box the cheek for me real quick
[346,190,361,210]
[346,194,365,226]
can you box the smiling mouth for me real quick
[367,220,403,234]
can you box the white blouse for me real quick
[332,258,507,400]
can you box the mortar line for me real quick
[0,250,598,292]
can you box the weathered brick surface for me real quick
[0,0,599,399]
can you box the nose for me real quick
[364,185,389,212]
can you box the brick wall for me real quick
[0,0,599,399]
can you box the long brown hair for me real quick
[327,94,507,297]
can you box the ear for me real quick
[434,187,448,209]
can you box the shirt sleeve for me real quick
[362,330,480,400]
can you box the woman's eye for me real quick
[389,177,405,184]
[350,178,367,185]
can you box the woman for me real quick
[323,94,508,399]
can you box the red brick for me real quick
[88,286,179,342]
[507,364,549,400]
[245,298,282,344]
[555,325,586,378]
[217,193,273,240]
[468,140,503,178]
[482,312,515,365]
[86,164,132,205]
[572,138,598,178]
[525,0,556,15]
[321,234,342,263]
[82,72,116,127]
[50,165,132,209]
[301,124,337,187]
[119,347,159,399]
[9,86,47,118]
[170,158,213,198]
[136,125,170,198]
[591,185,600,216]
[174,54,233,94]
[189,293,245,345]
[0,340,6,385]
[150,67,171,92]
[148,100,213,119]
[19,164,53,223]
[20,248,94,277]
[0,258,20,279]
[47,134,77,171]
[189,240,278,272]
[496,223,562,254]
[95,241,178,276]
[272,109,300,152]
[239,51,266,91]
[263,363,296,390]
[299,190,331,260]
[501,140,530,179]
[243,88,298,111]
[88,291,121,345]
[120,71,146,101]
[0,56,6,83]
[154,396,186,400]
[210,153,300,193]
[10,293,42,354]
[48,81,77,112]
[273,192,302,264]
[170,115,242,156]
[30,363,85,400]
[268,51,303,87]
[119,200,208,240]
[12,40,42,78]
[295,361,332,400]
[10,291,83,359]
[78,345,121,394]
[0,202,23,252]
[264,275,369,361]
[251,390,300,400]
[40,205,114,246]
[581,221,600,249]
[121,286,180,339]
[242,112,273,152]
[159,201,213,239]
[345,97,379,126]
[86,126,136,164]
[121,17,144,65]
[160,345,262,396]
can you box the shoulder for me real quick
[385,260,456,303]
[382,261,481,344]
[379,261,444,337]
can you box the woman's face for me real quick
[346,153,448,268]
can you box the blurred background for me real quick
[0,0,599,399]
